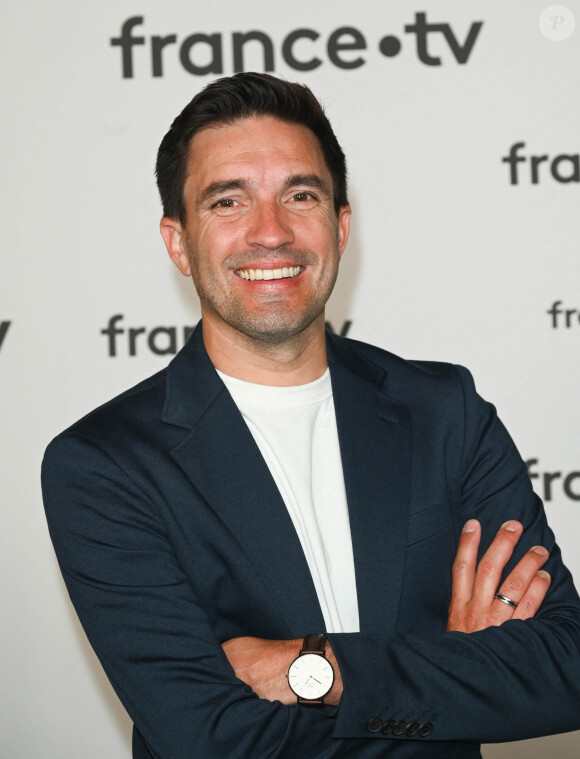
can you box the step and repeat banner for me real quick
[2,1,579,756]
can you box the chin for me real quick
[230,311,322,344]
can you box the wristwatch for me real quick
[287,633,334,705]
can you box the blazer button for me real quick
[381,718,396,735]
[392,720,408,735]
[418,722,434,737]
[367,717,383,733]
[405,722,420,736]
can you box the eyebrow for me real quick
[197,179,248,209]
[284,174,331,197]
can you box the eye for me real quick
[211,198,238,209]
[291,191,316,202]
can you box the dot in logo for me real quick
[539,5,575,41]
[379,35,402,57]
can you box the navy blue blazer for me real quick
[42,325,580,759]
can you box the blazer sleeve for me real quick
[329,365,580,744]
[42,432,406,759]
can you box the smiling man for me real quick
[42,73,580,759]
[160,114,349,383]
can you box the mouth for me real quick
[236,266,301,281]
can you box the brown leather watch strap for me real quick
[301,633,328,655]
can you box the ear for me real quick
[337,205,351,256]
[160,217,191,276]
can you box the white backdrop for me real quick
[2,1,579,756]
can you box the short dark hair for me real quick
[155,72,348,223]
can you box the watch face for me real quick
[288,653,334,700]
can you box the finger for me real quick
[512,569,551,621]
[472,520,523,605]
[492,545,550,622]
[450,519,481,605]
[498,545,550,604]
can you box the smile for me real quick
[236,266,301,281]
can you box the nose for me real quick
[246,201,294,250]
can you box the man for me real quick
[42,73,580,758]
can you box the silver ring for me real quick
[495,593,518,609]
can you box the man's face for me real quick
[162,116,350,344]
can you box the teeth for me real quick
[237,266,300,281]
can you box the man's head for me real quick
[158,74,351,364]
[156,72,348,223]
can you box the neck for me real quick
[201,314,328,386]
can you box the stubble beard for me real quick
[186,241,340,346]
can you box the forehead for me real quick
[185,116,329,190]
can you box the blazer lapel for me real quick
[163,325,325,637]
[162,325,412,637]
[327,334,412,634]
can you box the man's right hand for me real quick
[447,519,551,633]
[222,636,343,705]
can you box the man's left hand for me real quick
[447,519,551,632]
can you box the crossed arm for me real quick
[223,518,552,705]
[42,360,580,755]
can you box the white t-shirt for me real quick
[217,368,360,633]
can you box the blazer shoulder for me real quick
[327,332,486,431]
[43,325,218,463]
[329,331,466,385]
[45,367,169,453]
